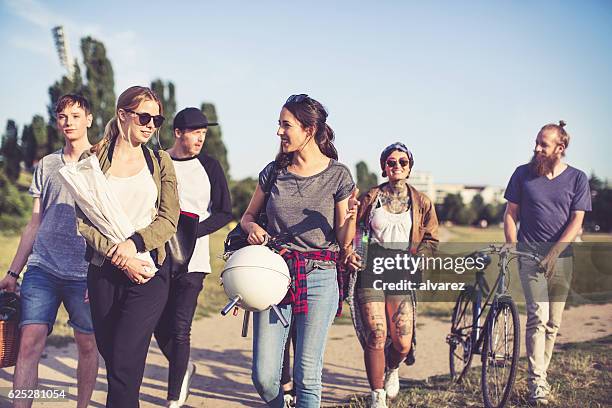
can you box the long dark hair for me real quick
[275,95,338,169]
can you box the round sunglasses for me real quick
[124,109,165,128]
[386,158,411,168]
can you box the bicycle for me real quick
[445,244,542,408]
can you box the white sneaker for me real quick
[283,392,296,407]
[370,389,387,408]
[528,385,550,406]
[177,362,196,406]
[384,367,400,399]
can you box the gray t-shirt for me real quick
[260,159,355,253]
[27,149,89,280]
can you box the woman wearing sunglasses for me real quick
[76,86,180,407]
[345,143,439,408]
[241,94,358,407]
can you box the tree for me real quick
[586,172,612,232]
[201,102,230,178]
[439,193,464,222]
[355,161,378,195]
[0,120,22,182]
[589,172,605,192]
[81,36,116,142]
[481,203,505,225]
[21,115,47,169]
[230,177,258,220]
[470,194,485,215]
[150,79,176,149]
[454,206,478,225]
[0,172,31,232]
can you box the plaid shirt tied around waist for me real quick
[274,247,347,317]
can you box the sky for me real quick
[1,0,611,186]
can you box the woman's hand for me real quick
[343,250,363,272]
[121,258,155,285]
[107,239,138,269]
[247,222,269,245]
[345,188,360,220]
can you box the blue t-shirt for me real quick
[504,164,591,254]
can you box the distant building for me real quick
[407,169,505,206]
[409,171,436,202]
[435,184,505,205]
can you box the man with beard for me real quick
[503,121,591,405]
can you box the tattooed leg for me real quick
[360,302,387,390]
[386,297,414,368]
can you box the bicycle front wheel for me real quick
[448,285,476,382]
[481,296,520,408]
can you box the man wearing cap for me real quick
[154,107,232,407]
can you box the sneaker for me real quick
[369,389,387,408]
[166,401,180,408]
[177,362,196,406]
[283,392,296,408]
[384,367,400,399]
[528,385,549,406]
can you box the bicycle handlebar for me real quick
[474,244,543,265]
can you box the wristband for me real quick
[7,270,20,279]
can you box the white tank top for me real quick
[107,165,157,231]
[369,195,412,248]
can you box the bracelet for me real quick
[7,270,20,279]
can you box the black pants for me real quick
[88,260,170,408]
[154,271,205,400]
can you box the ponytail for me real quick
[91,116,120,154]
[316,123,338,160]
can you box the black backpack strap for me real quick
[142,146,161,175]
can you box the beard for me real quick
[529,151,558,176]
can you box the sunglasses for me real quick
[124,109,165,128]
[285,94,309,104]
[386,158,411,168]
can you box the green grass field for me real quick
[340,335,612,408]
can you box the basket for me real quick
[0,319,19,368]
[0,291,20,368]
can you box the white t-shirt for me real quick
[172,157,212,273]
[107,165,157,231]
[107,165,158,267]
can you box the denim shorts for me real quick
[20,265,94,335]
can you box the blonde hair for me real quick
[538,120,570,156]
[92,86,163,153]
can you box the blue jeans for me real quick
[252,268,339,408]
[20,265,93,335]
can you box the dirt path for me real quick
[0,303,610,407]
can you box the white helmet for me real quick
[221,245,291,312]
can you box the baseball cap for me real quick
[173,107,218,130]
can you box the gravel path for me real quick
[0,303,610,407]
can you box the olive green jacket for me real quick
[76,139,180,267]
